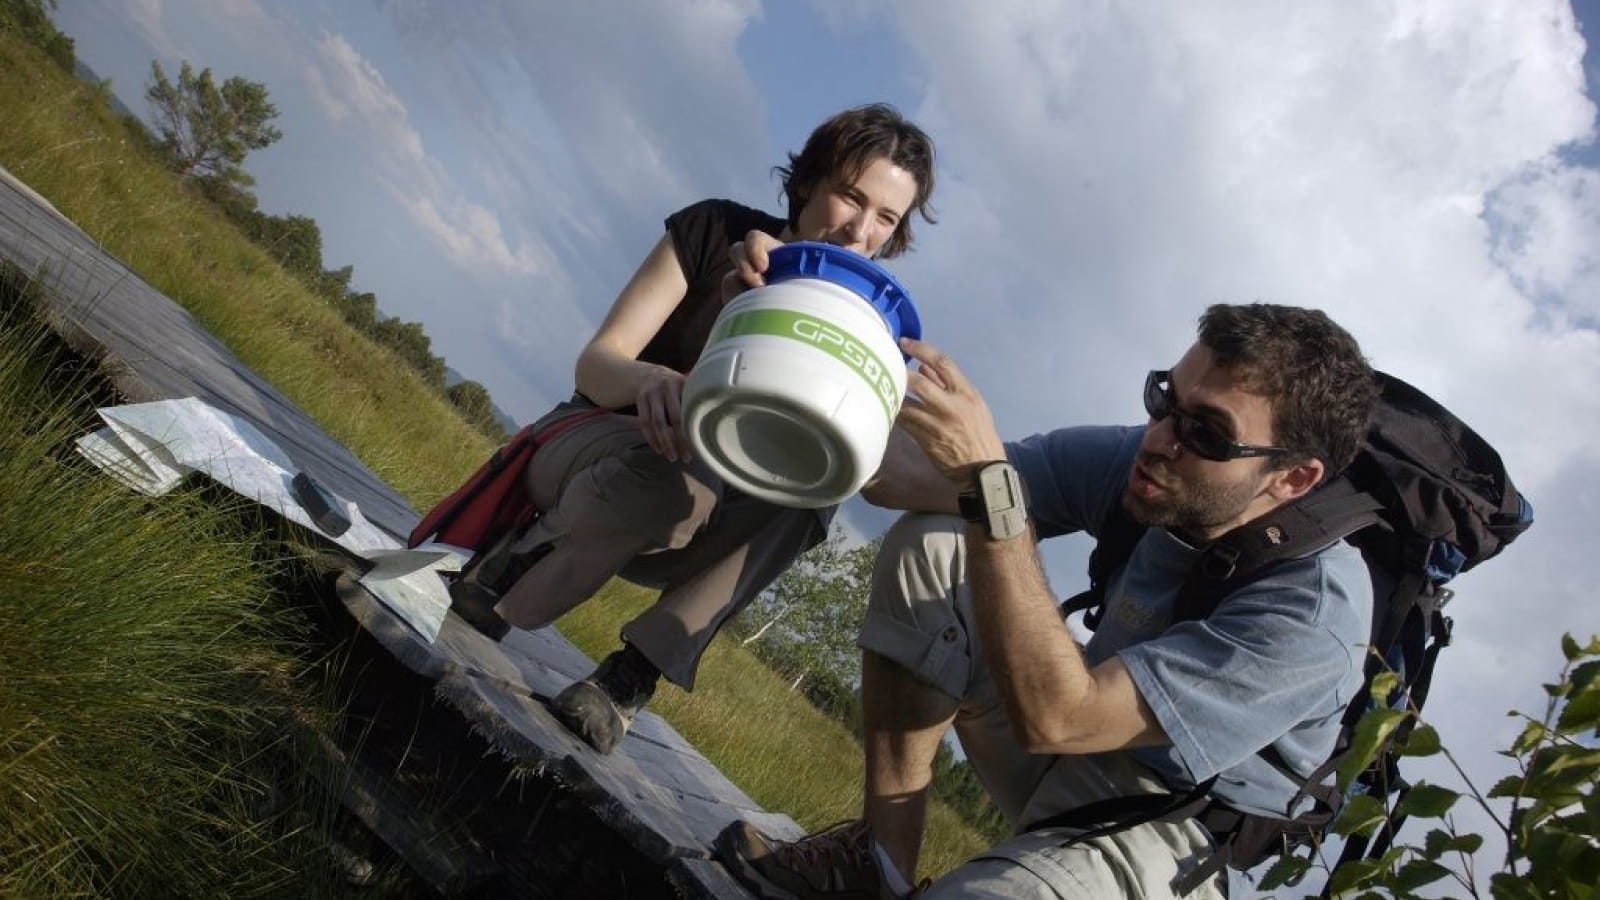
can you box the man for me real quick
[717,303,1379,899]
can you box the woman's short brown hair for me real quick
[775,103,937,259]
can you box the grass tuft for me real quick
[0,274,359,897]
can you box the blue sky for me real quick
[51,0,1600,880]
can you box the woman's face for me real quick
[789,155,919,258]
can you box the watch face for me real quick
[980,464,1021,509]
[979,462,1028,540]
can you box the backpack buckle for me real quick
[1197,545,1240,581]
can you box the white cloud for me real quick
[300,55,348,123]
[123,0,176,60]
[304,31,550,277]
[381,0,769,242]
[202,0,280,44]
[875,1,1597,486]
[152,0,299,69]
[1490,160,1600,324]
[370,0,773,414]
[393,192,547,276]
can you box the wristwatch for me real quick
[957,461,1029,541]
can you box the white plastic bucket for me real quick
[681,242,920,509]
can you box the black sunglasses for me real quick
[1143,370,1291,462]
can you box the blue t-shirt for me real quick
[1009,425,1372,818]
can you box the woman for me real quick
[450,103,937,753]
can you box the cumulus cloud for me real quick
[371,0,771,414]
[1490,160,1600,324]
[377,0,768,248]
[200,0,283,48]
[394,192,548,276]
[878,1,1597,487]
[122,0,181,62]
[304,30,550,277]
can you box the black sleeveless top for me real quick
[637,198,787,375]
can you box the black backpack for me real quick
[1034,371,1534,893]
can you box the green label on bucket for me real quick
[708,308,899,425]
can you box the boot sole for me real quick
[447,581,511,640]
[713,822,807,900]
[549,680,629,754]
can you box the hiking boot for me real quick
[549,644,659,754]
[716,819,908,900]
[446,579,511,641]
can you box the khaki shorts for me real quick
[857,513,1227,899]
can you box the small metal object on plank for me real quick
[292,471,351,537]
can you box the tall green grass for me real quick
[0,279,354,896]
[0,29,993,882]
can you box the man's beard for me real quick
[1122,454,1262,540]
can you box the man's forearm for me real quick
[967,524,1166,754]
[861,426,961,514]
[885,336,1163,753]
[965,524,1095,751]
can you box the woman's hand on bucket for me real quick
[636,366,693,463]
[722,230,784,303]
[897,337,1007,485]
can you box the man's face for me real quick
[1123,343,1289,542]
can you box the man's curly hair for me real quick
[1198,303,1378,476]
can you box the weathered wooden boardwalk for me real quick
[0,166,801,897]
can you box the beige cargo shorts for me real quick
[857,513,1227,899]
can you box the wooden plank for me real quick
[0,175,418,540]
[308,732,501,892]
[670,856,773,900]
[437,673,705,858]
[332,568,580,696]
[333,570,789,821]
[434,671,799,890]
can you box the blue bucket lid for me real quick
[764,242,921,358]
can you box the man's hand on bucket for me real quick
[897,337,1008,485]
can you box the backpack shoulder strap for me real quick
[1059,499,1147,630]
[1173,477,1385,624]
[1036,482,1386,888]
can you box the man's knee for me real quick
[857,512,973,700]
[871,512,967,604]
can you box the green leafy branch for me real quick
[1258,634,1599,899]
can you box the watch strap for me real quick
[957,484,987,522]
